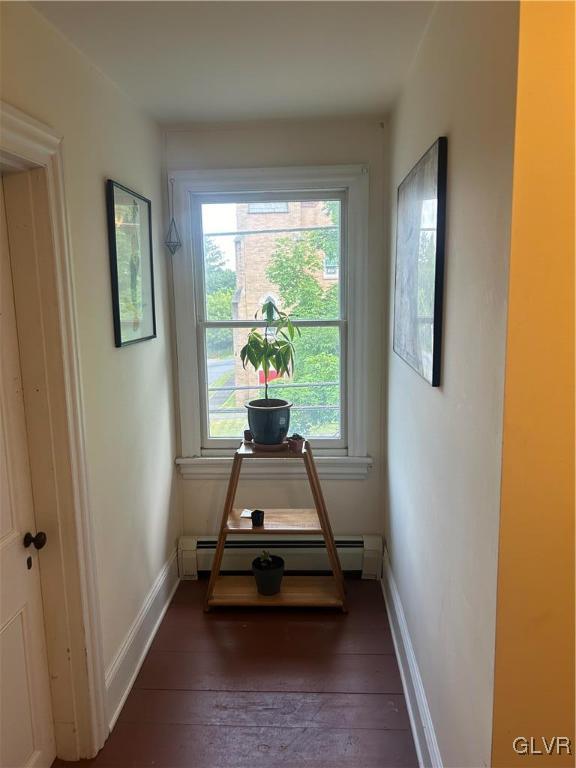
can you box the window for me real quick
[199,195,344,448]
[247,201,289,214]
[171,166,370,476]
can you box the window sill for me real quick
[175,454,373,480]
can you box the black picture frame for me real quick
[106,180,156,347]
[393,137,447,386]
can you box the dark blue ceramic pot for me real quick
[245,398,292,445]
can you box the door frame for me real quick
[0,101,107,759]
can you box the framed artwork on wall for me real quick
[393,137,447,386]
[106,179,156,347]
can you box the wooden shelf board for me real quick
[237,442,305,459]
[225,508,322,534]
[208,575,344,607]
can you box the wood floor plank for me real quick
[151,605,395,655]
[163,577,393,640]
[119,689,411,730]
[164,592,392,631]
[56,722,418,768]
[135,649,403,694]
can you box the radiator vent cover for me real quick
[178,535,383,580]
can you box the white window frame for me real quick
[171,166,371,479]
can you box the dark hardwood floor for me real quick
[54,577,417,768]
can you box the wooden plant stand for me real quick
[204,440,347,612]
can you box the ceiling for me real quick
[34,1,434,124]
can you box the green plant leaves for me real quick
[239,300,299,396]
[240,334,264,371]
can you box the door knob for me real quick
[23,531,47,550]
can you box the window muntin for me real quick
[195,194,346,447]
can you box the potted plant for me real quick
[239,300,300,446]
[252,550,284,595]
[287,433,305,453]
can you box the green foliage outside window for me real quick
[205,238,235,358]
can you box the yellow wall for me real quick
[491,2,575,766]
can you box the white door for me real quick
[0,180,56,768]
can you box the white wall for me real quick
[166,118,386,536]
[0,3,180,673]
[386,3,518,766]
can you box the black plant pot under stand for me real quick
[203,440,347,612]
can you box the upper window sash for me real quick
[170,166,369,460]
[191,190,347,326]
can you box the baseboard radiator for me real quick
[178,534,383,580]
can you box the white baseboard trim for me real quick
[381,550,443,768]
[104,550,179,730]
